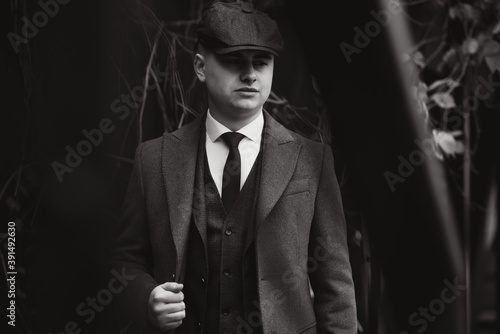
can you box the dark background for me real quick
[2,0,498,333]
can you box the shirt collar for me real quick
[206,109,264,143]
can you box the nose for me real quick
[240,63,257,84]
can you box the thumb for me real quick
[160,281,183,292]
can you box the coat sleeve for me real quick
[108,144,159,332]
[308,143,358,333]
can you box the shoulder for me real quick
[137,136,162,159]
[290,130,329,155]
[276,122,331,165]
[264,109,327,147]
[138,114,205,157]
[289,130,333,176]
[264,111,332,169]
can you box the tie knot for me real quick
[220,132,245,148]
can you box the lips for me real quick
[235,87,259,92]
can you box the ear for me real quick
[193,53,206,82]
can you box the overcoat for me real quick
[110,111,357,333]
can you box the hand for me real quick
[148,282,186,331]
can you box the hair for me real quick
[193,38,200,56]
[193,39,212,58]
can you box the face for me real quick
[194,48,275,120]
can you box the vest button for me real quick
[172,273,176,280]
[225,229,232,236]
[223,269,231,277]
[221,308,229,316]
[200,276,206,286]
[197,321,202,328]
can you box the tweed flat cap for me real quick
[196,1,284,56]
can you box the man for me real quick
[110,2,357,333]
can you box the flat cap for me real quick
[196,1,284,56]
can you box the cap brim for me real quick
[210,45,279,56]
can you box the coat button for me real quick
[197,321,202,327]
[172,273,176,280]
[200,276,206,286]
[221,308,229,316]
[223,269,231,277]
[225,229,232,236]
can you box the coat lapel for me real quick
[162,111,301,277]
[161,114,206,281]
[254,111,302,234]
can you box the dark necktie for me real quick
[220,132,245,212]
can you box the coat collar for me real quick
[161,110,301,276]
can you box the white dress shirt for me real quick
[205,110,264,196]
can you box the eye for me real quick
[253,61,268,67]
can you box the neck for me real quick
[209,108,261,131]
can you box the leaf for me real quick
[413,51,425,69]
[428,78,460,91]
[411,51,425,69]
[430,92,456,108]
[351,230,362,247]
[483,39,500,56]
[493,21,500,35]
[485,55,500,73]
[461,4,479,21]
[417,81,429,102]
[432,129,464,157]
[462,38,479,55]
[482,39,500,73]
[449,6,460,19]
[449,4,480,22]
[419,98,429,122]
[442,47,457,63]
[438,48,458,71]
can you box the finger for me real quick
[160,282,183,292]
[160,320,183,331]
[164,301,185,313]
[163,310,186,322]
[151,290,184,304]
[151,301,185,314]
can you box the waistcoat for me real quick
[180,129,262,334]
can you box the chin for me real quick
[233,102,261,114]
